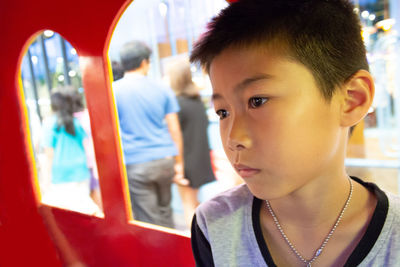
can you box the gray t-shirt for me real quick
[192,177,400,266]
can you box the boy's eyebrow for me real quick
[212,73,274,101]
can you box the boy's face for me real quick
[209,46,346,200]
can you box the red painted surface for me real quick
[0,0,194,266]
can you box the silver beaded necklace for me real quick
[265,178,353,267]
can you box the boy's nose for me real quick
[227,118,252,151]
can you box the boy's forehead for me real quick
[208,44,325,100]
[209,42,295,74]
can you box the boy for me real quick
[189,0,400,266]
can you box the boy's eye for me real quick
[216,109,229,120]
[249,97,268,109]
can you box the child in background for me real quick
[190,0,400,266]
[41,90,100,215]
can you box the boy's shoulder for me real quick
[387,190,400,203]
[380,190,400,227]
[385,191,400,237]
[193,185,267,266]
[196,183,253,225]
[386,191,400,222]
[358,189,400,266]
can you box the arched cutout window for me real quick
[108,0,240,232]
[20,30,103,216]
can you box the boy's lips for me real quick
[233,163,261,178]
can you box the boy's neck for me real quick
[266,173,352,227]
[260,175,377,266]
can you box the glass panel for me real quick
[21,31,103,216]
[109,0,230,231]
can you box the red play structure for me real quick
[0,0,244,265]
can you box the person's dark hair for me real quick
[119,41,152,72]
[50,91,75,136]
[190,0,369,100]
[67,89,85,113]
[111,61,124,81]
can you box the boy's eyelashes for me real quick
[248,96,268,109]
[214,96,269,120]
[216,109,229,120]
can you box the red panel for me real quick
[0,0,194,266]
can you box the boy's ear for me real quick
[340,70,374,127]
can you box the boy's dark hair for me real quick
[120,41,152,72]
[190,0,369,100]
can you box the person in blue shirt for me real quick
[113,41,186,228]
